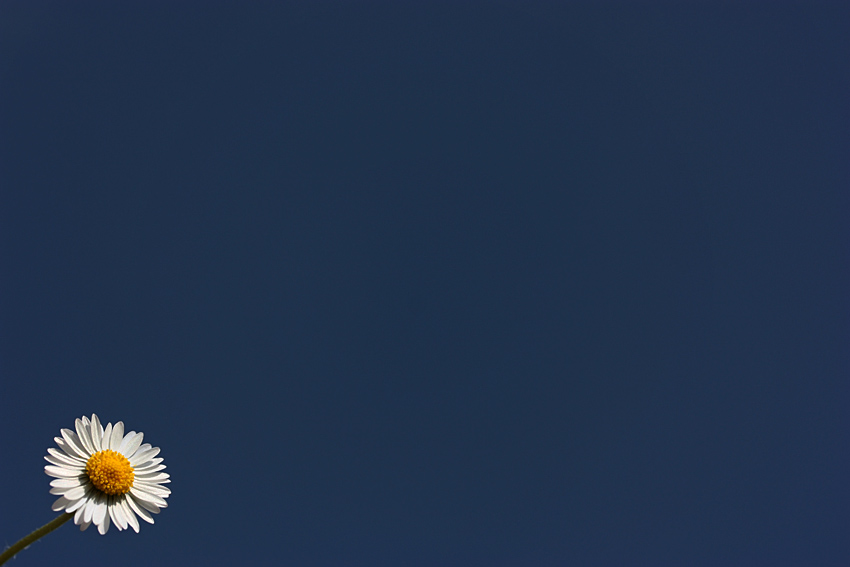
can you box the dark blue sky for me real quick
[1,2,848,566]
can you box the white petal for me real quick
[45,453,85,469]
[108,510,122,531]
[102,423,113,451]
[83,497,97,524]
[97,510,110,535]
[55,485,88,500]
[48,447,86,464]
[126,494,155,524]
[119,432,143,457]
[118,501,130,531]
[130,446,161,466]
[136,477,170,490]
[45,465,84,478]
[130,486,167,508]
[75,418,95,454]
[52,496,72,512]
[134,460,166,473]
[106,498,119,530]
[129,487,166,514]
[120,498,140,533]
[60,429,88,458]
[135,472,170,482]
[134,482,171,497]
[83,417,98,453]
[45,453,84,468]
[93,495,108,526]
[110,498,128,530]
[110,422,124,452]
[50,478,82,488]
[55,437,86,459]
[49,484,76,496]
[90,415,103,451]
[130,443,151,459]
[66,493,91,513]
[56,483,88,498]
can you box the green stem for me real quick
[0,513,73,565]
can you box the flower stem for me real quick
[0,513,73,565]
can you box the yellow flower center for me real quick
[85,450,135,495]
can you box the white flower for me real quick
[44,414,170,535]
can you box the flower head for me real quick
[44,414,170,535]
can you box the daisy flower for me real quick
[44,414,170,535]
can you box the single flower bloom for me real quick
[44,414,170,535]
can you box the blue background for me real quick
[1,2,848,566]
